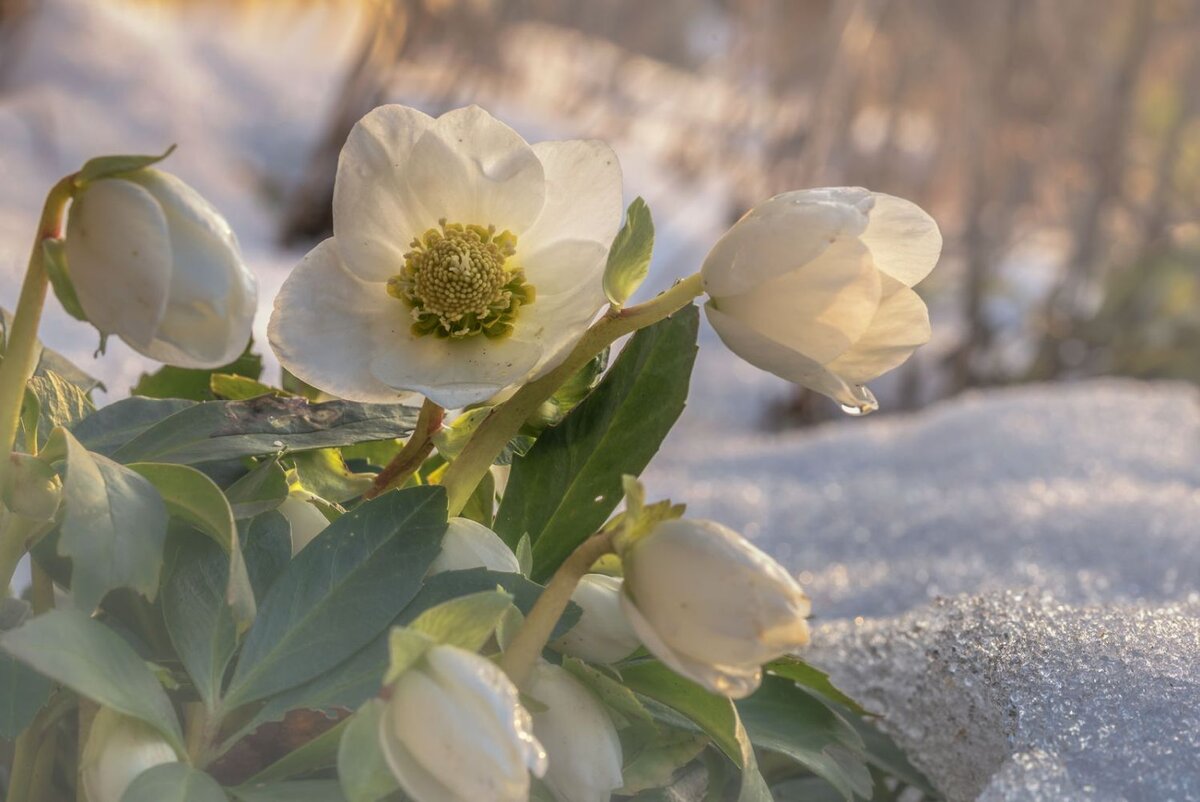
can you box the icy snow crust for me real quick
[650,380,1200,800]
[4,1,1200,798]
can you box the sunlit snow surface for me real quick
[3,2,1200,799]
[650,380,1200,800]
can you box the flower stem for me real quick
[497,530,615,689]
[364,397,444,500]
[440,272,705,516]
[0,176,75,491]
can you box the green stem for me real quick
[497,530,615,689]
[364,397,444,499]
[0,176,75,598]
[440,272,704,516]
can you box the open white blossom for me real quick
[619,518,811,698]
[269,104,623,409]
[702,188,940,413]
[379,644,547,802]
[80,708,179,802]
[528,662,624,802]
[65,168,256,368]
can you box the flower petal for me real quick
[268,238,408,403]
[711,237,882,364]
[825,280,931,383]
[405,106,545,235]
[333,104,435,282]
[861,192,942,287]
[701,188,871,298]
[369,328,543,410]
[378,698,471,802]
[620,590,763,699]
[127,170,256,368]
[706,301,872,409]
[521,139,623,252]
[519,237,609,299]
[65,178,171,349]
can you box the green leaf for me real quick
[458,466,496,527]
[404,568,582,640]
[107,397,420,465]
[246,719,347,784]
[230,782,345,802]
[210,374,279,401]
[0,600,51,738]
[620,660,772,802]
[526,349,609,430]
[515,534,532,577]
[133,347,263,402]
[0,610,183,750]
[408,589,513,652]
[130,462,255,632]
[239,511,292,600]
[22,369,94,451]
[71,397,195,456]
[765,657,865,715]
[497,306,699,579]
[603,197,655,307]
[338,701,399,802]
[223,487,446,707]
[75,145,175,185]
[225,459,289,520]
[122,763,227,802]
[1,308,102,393]
[563,659,653,728]
[619,729,708,794]
[291,448,374,503]
[384,628,434,685]
[161,534,238,710]
[52,428,168,610]
[42,238,87,321]
[736,675,871,801]
[831,701,937,797]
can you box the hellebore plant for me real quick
[0,105,941,802]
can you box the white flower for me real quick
[702,188,941,412]
[528,662,623,802]
[379,644,547,802]
[80,708,179,802]
[551,574,640,664]
[64,168,256,368]
[428,517,520,575]
[269,104,623,409]
[277,490,330,555]
[619,519,811,699]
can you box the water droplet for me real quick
[839,385,879,416]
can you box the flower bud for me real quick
[277,489,330,555]
[702,188,940,413]
[3,452,62,521]
[619,518,811,699]
[551,574,640,664]
[427,517,520,575]
[379,643,547,802]
[528,662,623,802]
[80,708,179,802]
[65,168,256,368]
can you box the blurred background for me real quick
[1,0,1198,431]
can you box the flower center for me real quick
[388,220,535,339]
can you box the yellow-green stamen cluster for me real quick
[388,220,535,339]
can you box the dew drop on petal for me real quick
[839,385,879,417]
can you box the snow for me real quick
[4,3,1200,799]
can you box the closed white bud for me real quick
[619,518,811,699]
[529,662,624,802]
[702,188,940,413]
[551,574,640,664]
[427,517,520,575]
[80,708,178,802]
[65,168,256,369]
[379,644,547,802]
[277,490,330,555]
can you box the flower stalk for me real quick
[0,176,76,483]
[497,530,615,690]
[365,397,444,499]
[440,272,704,517]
